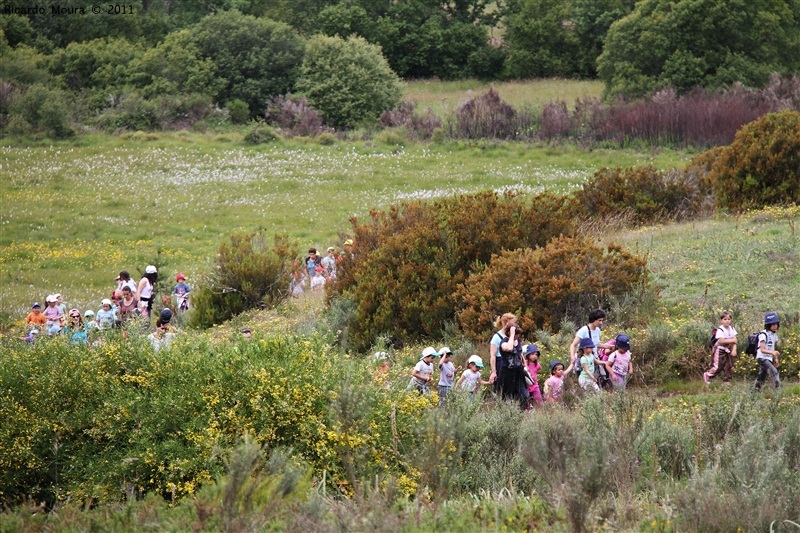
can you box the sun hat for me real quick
[84,310,94,317]
[373,351,388,362]
[764,312,780,326]
[159,308,173,324]
[327,246,335,252]
[241,328,252,334]
[101,298,112,306]
[32,302,41,308]
[550,360,563,373]
[344,239,353,246]
[315,265,324,272]
[176,273,186,281]
[421,346,439,359]
[467,355,484,368]
[578,337,595,351]
[145,265,157,274]
[524,343,540,355]
[69,308,80,317]
[45,294,56,303]
[438,346,452,356]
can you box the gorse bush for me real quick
[705,110,800,211]
[331,191,575,350]
[243,120,280,144]
[573,164,711,225]
[456,237,648,340]
[191,232,296,328]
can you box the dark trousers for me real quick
[753,359,780,390]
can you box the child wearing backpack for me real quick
[523,344,543,407]
[753,312,781,391]
[703,311,738,385]
[569,309,613,379]
[605,333,633,390]
[577,336,602,393]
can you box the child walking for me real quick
[605,334,633,390]
[408,347,438,395]
[173,273,191,312]
[543,359,573,403]
[437,346,460,406]
[25,302,47,326]
[523,344,543,407]
[96,298,117,330]
[577,337,601,393]
[754,312,781,391]
[456,355,489,398]
[704,311,738,385]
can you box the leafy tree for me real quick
[295,35,402,129]
[317,1,374,40]
[0,43,51,87]
[189,10,305,113]
[0,14,34,47]
[50,38,141,92]
[10,83,72,137]
[598,0,800,99]
[127,30,223,100]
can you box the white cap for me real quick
[467,355,484,368]
[101,298,112,306]
[145,265,157,274]
[373,351,388,362]
[46,294,56,303]
[438,346,452,355]
[421,346,439,359]
[84,310,94,317]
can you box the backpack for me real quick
[497,334,524,370]
[707,328,718,349]
[744,331,765,357]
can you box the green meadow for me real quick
[1,133,690,319]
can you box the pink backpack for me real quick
[597,338,616,361]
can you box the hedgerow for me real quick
[331,191,575,350]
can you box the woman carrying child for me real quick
[523,344,543,407]
[704,311,738,385]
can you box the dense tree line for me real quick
[1,0,798,136]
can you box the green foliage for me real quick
[456,236,649,339]
[9,83,71,137]
[226,98,250,124]
[127,29,224,100]
[573,165,711,225]
[706,111,800,211]
[190,232,296,328]
[598,0,800,99]
[189,10,305,113]
[243,120,279,144]
[295,35,402,129]
[94,91,214,131]
[50,37,141,92]
[0,43,52,87]
[331,191,575,350]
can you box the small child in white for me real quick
[437,346,461,406]
[96,299,117,330]
[408,347,438,395]
[457,355,490,397]
[605,333,633,390]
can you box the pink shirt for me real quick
[544,375,564,402]
[608,350,631,377]
[43,305,61,320]
[527,361,541,392]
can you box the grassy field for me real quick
[1,133,689,318]
[404,78,604,115]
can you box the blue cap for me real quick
[764,312,780,326]
[578,337,595,350]
[524,343,540,355]
[615,333,631,351]
[32,302,41,308]
[549,360,563,373]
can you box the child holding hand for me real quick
[605,334,633,390]
[457,355,490,397]
[543,359,573,403]
[523,344,543,407]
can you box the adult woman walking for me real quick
[489,313,529,409]
[138,265,158,316]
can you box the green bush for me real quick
[456,236,649,340]
[189,11,305,114]
[706,111,800,211]
[597,0,800,99]
[50,37,140,92]
[331,191,575,350]
[10,83,71,137]
[226,99,250,125]
[243,120,279,144]
[295,35,403,129]
[573,164,711,225]
[190,232,296,328]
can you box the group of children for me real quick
[405,342,588,407]
[293,243,353,294]
[23,267,191,348]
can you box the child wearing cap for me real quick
[543,359,573,403]
[96,299,117,330]
[43,295,63,330]
[408,347,438,395]
[457,355,490,397]
[310,265,327,291]
[605,334,633,390]
[577,337,601,393]
[322,247,336,276]
[437,347,461,406]
[26,303,47,326]
[754,312,781,391]
[523,344,543,407]
[84,310,99,332]
[173,274,190,312]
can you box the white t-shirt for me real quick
[715,325,737,343]
[576,325,601,355]
[410,360,433,387]
[756,330,779,362]
[460,368,482,392]
[438,361,456,387]
[310,274,326,290]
